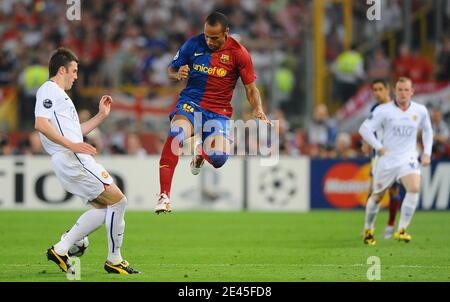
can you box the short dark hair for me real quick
[48,47,78,77]
[397,76,413,86]
[371,78,389,88]
[205,11,229,31]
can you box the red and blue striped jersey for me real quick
[170,34,256,117]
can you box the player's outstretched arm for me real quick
[244,82,272,125]
[35,117,97,155]
[80,95,112,135]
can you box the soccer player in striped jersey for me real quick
[155,12,271,214]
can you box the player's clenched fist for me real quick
[177,65,190,81]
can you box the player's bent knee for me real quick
[100,184,126,205]
[410,185,420,193]
[208,153,229,168]
[168,125,186,142]
[372,192,384,204]
[111,195,128,207]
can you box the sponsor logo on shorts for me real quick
[182,103,194,113]
[101,171,109,179]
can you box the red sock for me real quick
[159,136,180,197]
[387,198,401,226]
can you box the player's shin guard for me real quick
[364,195,380,230]
[159,129,183,196]
[54,208,107,255]
[106,197,127,265]
[398,192,419,230]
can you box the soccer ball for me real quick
[61,232,89,257]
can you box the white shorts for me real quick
[51,151,114,202]
[372,158,420,194]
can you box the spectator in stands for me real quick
[331,44,365,104]
[367,48,392,81]
[430,106,450,159]
[0,50,17,85]
[409,49,433,83]
[0,132,15,155]
[394,44,413,80]
[333,132,358,159]
[307,104,337,151]
[18,53,48,130]
[435,35,450,82]
[126,133,147,157]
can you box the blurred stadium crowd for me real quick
[0,0,449,158]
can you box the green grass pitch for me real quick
[0,210,449,282]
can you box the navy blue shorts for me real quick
[169,101,230,142]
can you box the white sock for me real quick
[399,192,419,230]
[364,195,380,230]
[54,208,107,255]
[106,197,127,265]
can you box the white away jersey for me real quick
[359,101,433,168]
[35,80,82,155]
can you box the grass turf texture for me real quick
[0,210,449,282]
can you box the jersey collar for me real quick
[394,99,412,112]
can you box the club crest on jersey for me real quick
[101,171,109,179]
[412,115,417,121]
[182,103,194,113]
[43,99,53,109]
[220,54,230,64]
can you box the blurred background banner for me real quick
[1,156,447,210]
[310,159,450,210]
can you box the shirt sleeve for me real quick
[35,86,55,119]
[237,46,256,85]
[359,106,385,151]
[420,107,433,156]
[170,39,193,69]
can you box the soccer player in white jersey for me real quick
[359,77,433,245]
[35,48,139,274]
[362,79,402,240]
